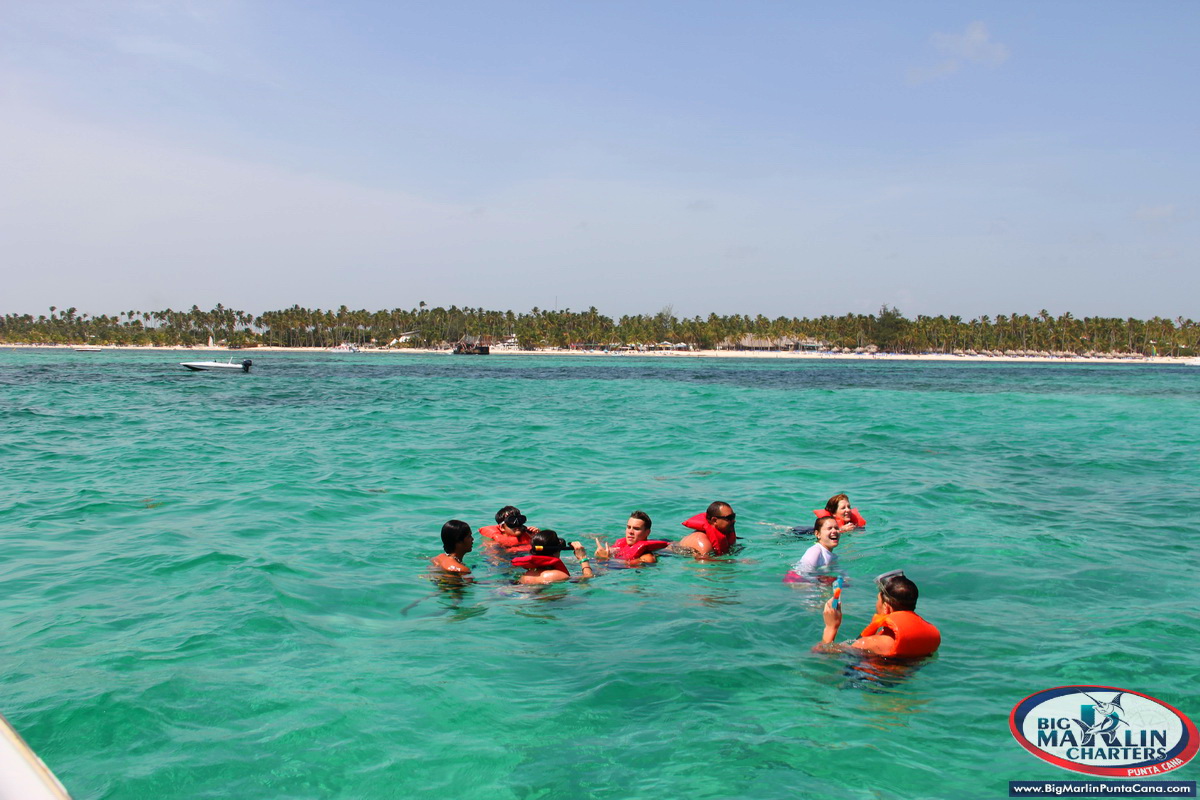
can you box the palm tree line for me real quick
[2,303,1196,357]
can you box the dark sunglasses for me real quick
[713,512,736,521]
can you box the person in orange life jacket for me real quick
[478,505,540,549]
[678,501,737,558]
[431,519,473,575]
[816,570,941,657]
[815,493,866,532]
[593,510,669,564]
[514,530,594,584]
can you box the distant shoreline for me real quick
[5,342,1194,365]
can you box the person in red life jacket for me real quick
[816,570,941,658]
[478,505,540,549]
[513,530,594,585]
[678,501,737,558]
[594,510,670,564]
[430,519,473,575]
[814,493,867,532]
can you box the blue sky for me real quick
[2,1,1196,319]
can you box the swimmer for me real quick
[816,493,867,532]
[816,570,941,657]
[678,501,737,558]
[791,516,840,574]
[594,510,669,564]
[514,530,594,584]
[431,519,473,575]
[478,505,540,549]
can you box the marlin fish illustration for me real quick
[1073,691,1129,739]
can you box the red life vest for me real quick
[511,554,569,575]
[858,610,941,658]
[611,539,670,560]
[814,508,867,528]
[681,513,735,555]
[478,524,531,549]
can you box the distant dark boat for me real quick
[453,336,490,355]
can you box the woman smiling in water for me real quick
[816,494,867,532]
[792,516,841,575]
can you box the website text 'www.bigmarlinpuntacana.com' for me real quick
[1009,782,1196,797]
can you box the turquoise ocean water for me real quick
[2,348,1198,799]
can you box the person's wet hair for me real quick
[825,494,850,517]
[629,510,652,531]
[495,505,520,525]
[530,529,567,555]
[880,575,919,611]
[705,501,732,521]
[441,519,472,554]
[813,516,838,537]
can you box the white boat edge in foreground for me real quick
[0,711,72,799]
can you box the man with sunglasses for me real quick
[817,570,941,658]
[678,501,738,557]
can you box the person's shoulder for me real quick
[432,554,469,573]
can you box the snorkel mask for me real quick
[875,569,906,606]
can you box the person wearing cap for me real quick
[817,570,941,658]
[478,505,539,549]
[514,530,595,584]
[677,501,738,558]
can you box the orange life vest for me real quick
[478,524,531,549]
[610,539,670,560]
[512,554,569,575]
[858,610,941,658]
[681,513,735,555]
[814,508,867,528]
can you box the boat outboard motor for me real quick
[241,359,252,373]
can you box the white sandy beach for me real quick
[9,342,1195,365]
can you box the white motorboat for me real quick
[73,345,101,352]
[180,358,252,373]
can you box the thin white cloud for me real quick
[1134,204,1177,221]
[112,34,223,74]
[934,21,1009,66]
[909,21,1009,85]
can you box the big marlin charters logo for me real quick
[1010,685,1198,777]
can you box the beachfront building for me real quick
[723,335,830,352]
